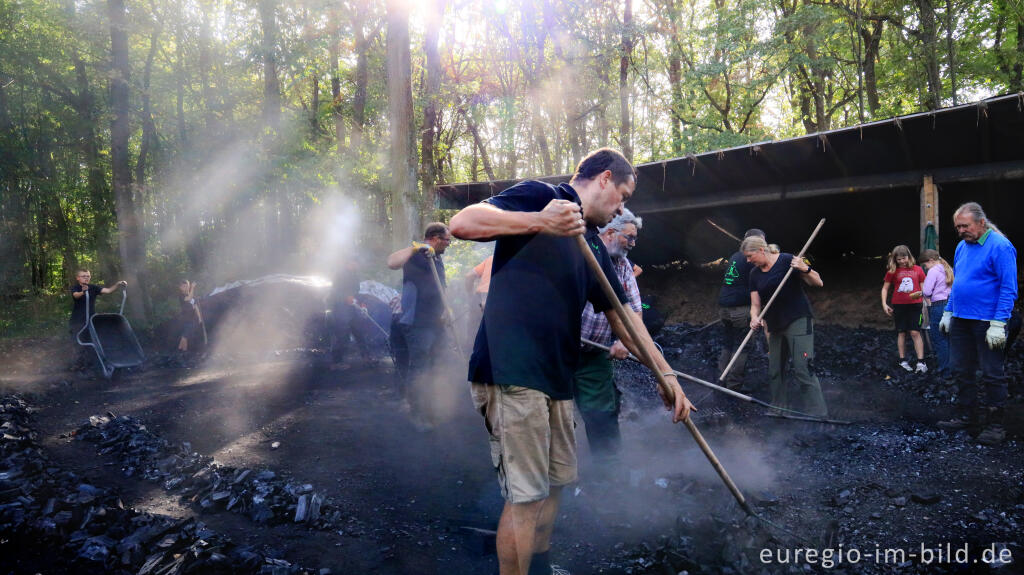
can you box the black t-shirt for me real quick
[468,180,629,400]
[718,251,754,307]
[69,284,103,327]
[399,252,446,326]
[748,253,813,332]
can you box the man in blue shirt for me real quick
[938,202,1018,445]
[450,148,693,575]
[386,222,452,428]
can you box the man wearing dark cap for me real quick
[717,228,766,390]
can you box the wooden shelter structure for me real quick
[436,93,1024,264]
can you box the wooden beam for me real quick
[920,175,939,253]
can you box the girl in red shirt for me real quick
[881,245,928,373]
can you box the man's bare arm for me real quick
[100,281,127,294]
[449,200,585,241]
[387,247,416,270]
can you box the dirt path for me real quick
[2,322,1023,573]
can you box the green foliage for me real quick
[1,0,1017,338]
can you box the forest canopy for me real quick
[1,0,1021,332]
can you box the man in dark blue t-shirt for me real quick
[387,222,452,426]
[450,148,693,575]
[717,228,765,390]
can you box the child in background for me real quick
[881,245,928,373]
[919,249,954,378]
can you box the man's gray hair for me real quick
[955,202,1001,233]
[600,208,643,234]
[954,202,987,223]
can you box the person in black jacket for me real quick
[716,229,765,391]
[386,223,453,425]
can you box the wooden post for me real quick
[920,175,938,253]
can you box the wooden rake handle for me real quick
[426,253,464,356]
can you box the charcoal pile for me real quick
[75,413,340,529]
[653,321,1024,408]
[0,395,321,574]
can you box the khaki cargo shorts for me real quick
[470,383,577,503]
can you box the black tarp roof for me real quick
[437,93,1024,263]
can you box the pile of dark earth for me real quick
[3,320,1023,575]
[0,396,324,575]
[595,322,1024,574]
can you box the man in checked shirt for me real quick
[575,208,645,470]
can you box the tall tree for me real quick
[419,0,443,202]
[259,0,281,128]
[109,0,148,321]
[328,3,345,150]
[350,1,372,157]
[386,0,416,245]
[914,0,942,109]
[619,0,634,161]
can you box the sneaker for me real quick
[915,362,928,374]
[937,415,973,429]
[976,424,1006,446]
[899,360,913,372]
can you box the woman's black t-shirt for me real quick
[748,253,813,332]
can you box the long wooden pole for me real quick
[705,218,741,242]
[574,234,752,514]
[426,253,464,356]
[719,219,826,382]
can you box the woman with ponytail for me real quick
[919,249,954,378]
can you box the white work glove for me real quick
[938,311,952,334]
[986,320,1007,350]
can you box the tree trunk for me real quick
[310,74,321,133]
[471,136,479,181]
[860,21,883,114]
[174,14,187,147]
[328,5,345,150]
[1015,21,1024,90]
[595,61,610,148]
[73,55,116,276]
[667,1,684,155]
[463,111,496,181]
[259,0,282,250]
[419,0,443,210]
[199,1,217,131]
[109,0,147,322]
[946,0,956,105]
[619,0,633,161]
[915,0,942,110]
[34,143,76,282]
[522,0,553,174]
[259,0,281,128]
[136,26,160,194]
[351,4,369,157]
[386,0,416,246]
[0,81,30,293]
